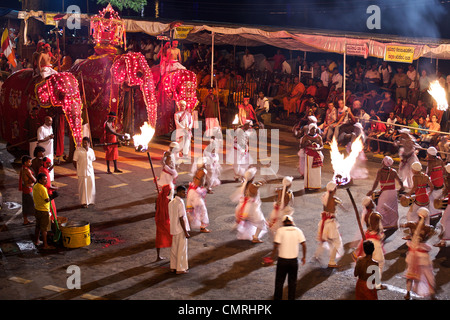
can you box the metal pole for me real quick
[343,42,346,106]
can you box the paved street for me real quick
[0,126,449,301]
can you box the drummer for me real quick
[425,147,445,221]
[404,161,433,228]
[366,156,404,230]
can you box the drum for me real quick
[400,195,414,207]
[371,191,381,204]
[434,198,448,210]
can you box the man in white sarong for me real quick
[301,123,324,191]
[158,142,179,189]
[165,41,186,73]
[233,120,254,181]
[186,165,210,233]
[173,100,193,162]
[37,116,54,181]
[425,146,445,220]
[366,156,404,230]
[203,136,221,193]
[38,44,58,79]
[294,116,317,177]
[230,167,267,243]
[313,181,344,268]
[169,185,190,275]
[396,128,420,190]
[268,176,294,236]
[73,137,96,208]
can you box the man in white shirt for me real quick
[37,116,54,181]
[271,215,306,300]
[169,185,190,274]
[407,64,419,104]
[73,137,96,208]
[378,61,392,87]
[330,68,343,91]
[242,49,255,81]
[320,65,329,87]
[256,91,270,128]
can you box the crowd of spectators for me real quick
[2,32,450,159]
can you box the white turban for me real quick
[308,115,317,123]
[244,167,257,181]
[170,141,180,149]
[417,207,429,220]
[445,164,450,174]
[282,176,293,187]
[411,161,422,172]
[427,147,437,156]
[382,156,394,167]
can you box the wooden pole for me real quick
[210,31,215,88]
[346,187,365,240]
[147,151,160,193]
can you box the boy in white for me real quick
[73,137,96,208]
[169,185,190,274]
[37,116,54,181]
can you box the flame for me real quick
[232,114,239,125]
[428,80,448,111]
[330,136,364,185]
[133,122,155,151]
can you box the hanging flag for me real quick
[1,29,17,68]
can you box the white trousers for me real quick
[170,232,188,272]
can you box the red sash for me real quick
[415,184,429,206]
[430,166,444,188]
[305,147,323,168]
[236,197,250,223]
[319,211,334,241]
[380,179,395,191]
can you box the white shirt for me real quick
[256,97,270,112]
[37,124,53,155]
[274,226,306,259]
[378,65,392,84]
[169,196,190,235]
[331,73,343,89]
[321,70,329,87]
[73,147,96,177]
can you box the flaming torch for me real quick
[330,135,364,186]
[133,122,159,193]
[428,80,448,111]
[133,122,155,152]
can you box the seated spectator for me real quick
[320,101,337,144]
[367,110,386,153]
[394,98,414,120]
[380,112,397,155]
[412,99,428,123]
[429,100,444,125]
[315,80,329,105]
[282,76,305,118]
[256,91,270,127]
[375,91,395,121]
[406,116,419,135]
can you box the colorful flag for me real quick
[1,28,17,68]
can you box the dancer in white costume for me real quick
[395,128,420,190]
[186,164,210,233]
[366,156,404,229]
[268,176,294,235]
[158,142,179,189]
[313,181,344,268]
[231,168,267,243]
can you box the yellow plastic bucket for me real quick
[60,221,91,248]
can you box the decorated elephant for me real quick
[0,69,84,152]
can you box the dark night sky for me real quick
[6,0,450,39]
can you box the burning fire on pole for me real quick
[428,80,448,111]
[133,122,155,152]
[330,136,364,186]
